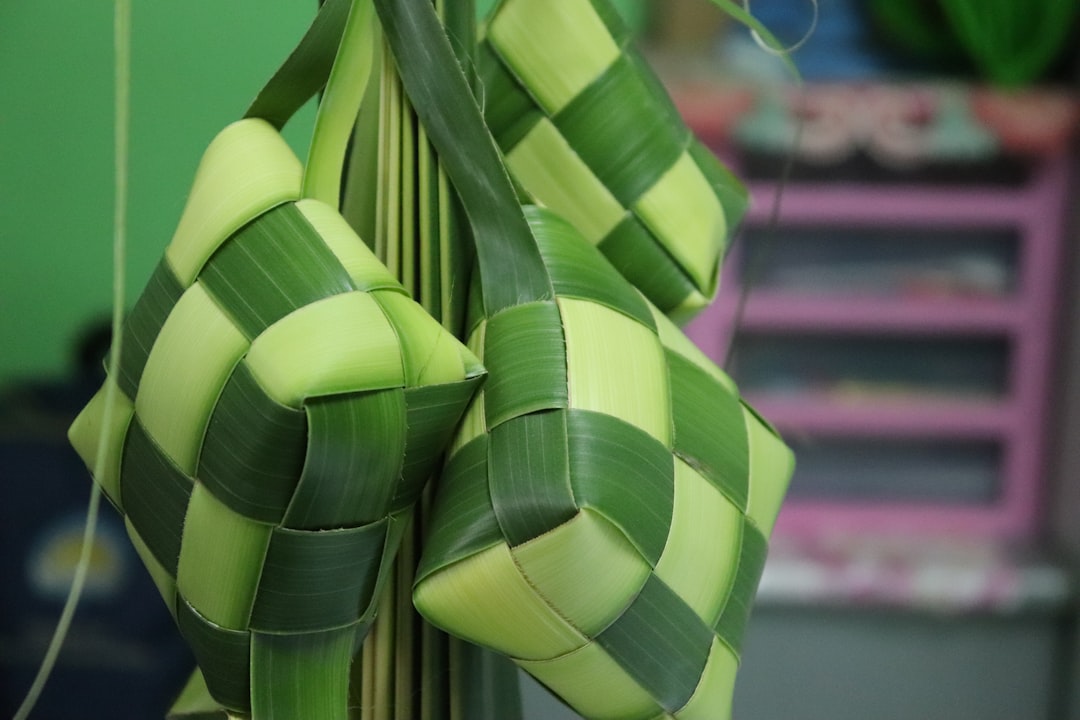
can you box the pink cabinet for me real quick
[681,84,1076,539]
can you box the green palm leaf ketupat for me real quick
[65,0,795,717]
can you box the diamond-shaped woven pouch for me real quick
[69,118,484,714]
[479,0,749,322]
[414,207,793,720]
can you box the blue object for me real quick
[0,381,193,720]
[729,0,915,81]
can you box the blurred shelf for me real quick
[682,84,1073,540]
[757,532,1073,614]
[747,182,1050,226]
[729,294,1023,335]
[746,395,1012,438]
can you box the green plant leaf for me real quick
[374,0,553,315]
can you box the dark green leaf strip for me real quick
[597,216,699,317]
[595,574,713,713]
[667,350,750,510]
[527,206,654,330]
[553,53,687,206]
[565,410,674,566]
[176,598,252,714]
[713,518,768,656]
[478,40,544,151]
[119,418,194,575]
[374,0,553,315]
[249,522,387,633]
[489,410,577,546]
[199,204,356,340]
[197,362,307,525]
[483,301,568,428]
[116,260,185,397]
[396,379,485,512]
[415,437,503,584]
[689,140,749,245]
[284,389,407,530]
[244,0,353,129]
[586,0,637,48]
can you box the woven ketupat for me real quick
[414,207,793,720]
[68,118,485,715]
[479,0,749,322]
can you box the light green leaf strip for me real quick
[487,0,620,114]
[177,483,273,631]
[512,507,652,638]
[654,459,742,627]
[742,403,795,537]
[135,283,249,476]
[242,291,404,408]
[399,93,418,298]
[303,0,376,207]
[559,297,670,447]
[295,198,404,293]
[165,119,303,286]
[68,376,133,509]
[166,668,228,720]
[517,641,661,720]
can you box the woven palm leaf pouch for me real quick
[479,0,749,322]
[414,206,793,720]
[369,1,795,716]
[68,2,484,715]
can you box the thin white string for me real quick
[745,0,819,55]
[12,1,128,717]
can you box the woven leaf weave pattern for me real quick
[414,207,793,720]
[69,119,484,713]
[480,0,749,321]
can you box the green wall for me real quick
[0,2,315,384]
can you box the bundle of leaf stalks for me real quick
[67,1,794,719]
